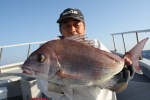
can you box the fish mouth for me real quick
[22,68,36,75]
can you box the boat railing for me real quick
[0,62,23,73]
[0,41,47,63]
[111,29,150,60]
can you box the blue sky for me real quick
[0,0,150,65]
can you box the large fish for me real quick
[21,34,148,100]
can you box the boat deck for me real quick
[0,64,150,100]
[116,73,150,100]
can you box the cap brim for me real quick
[57,16,84,23]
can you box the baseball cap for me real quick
[57,8,84,23]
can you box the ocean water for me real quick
[142,50,150,60]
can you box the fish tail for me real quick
[123,37,149,74]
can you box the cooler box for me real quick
[20,77,42,100]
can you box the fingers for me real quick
[124,57,132,66]
[115,64,135,84]
[127,64,135,78]
[122,67,130,81]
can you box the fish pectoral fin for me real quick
[96,75,120,90]
[60,85,74,100]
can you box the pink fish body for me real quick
[22,35,148,90]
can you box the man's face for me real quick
[60,18,86,38]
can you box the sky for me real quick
[0,0,150,65]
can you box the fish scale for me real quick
[52,39,123,81]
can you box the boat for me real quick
[0,29,150,100]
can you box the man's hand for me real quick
[117,57,135,83]
[124,57,132,66]
[110,58,135,92]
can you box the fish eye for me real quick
[36,54,45,63]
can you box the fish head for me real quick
[21,44,58,80]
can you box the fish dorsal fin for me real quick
[65,34,94,46]
[65,34,85,40]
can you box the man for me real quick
[37,8,134,100]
